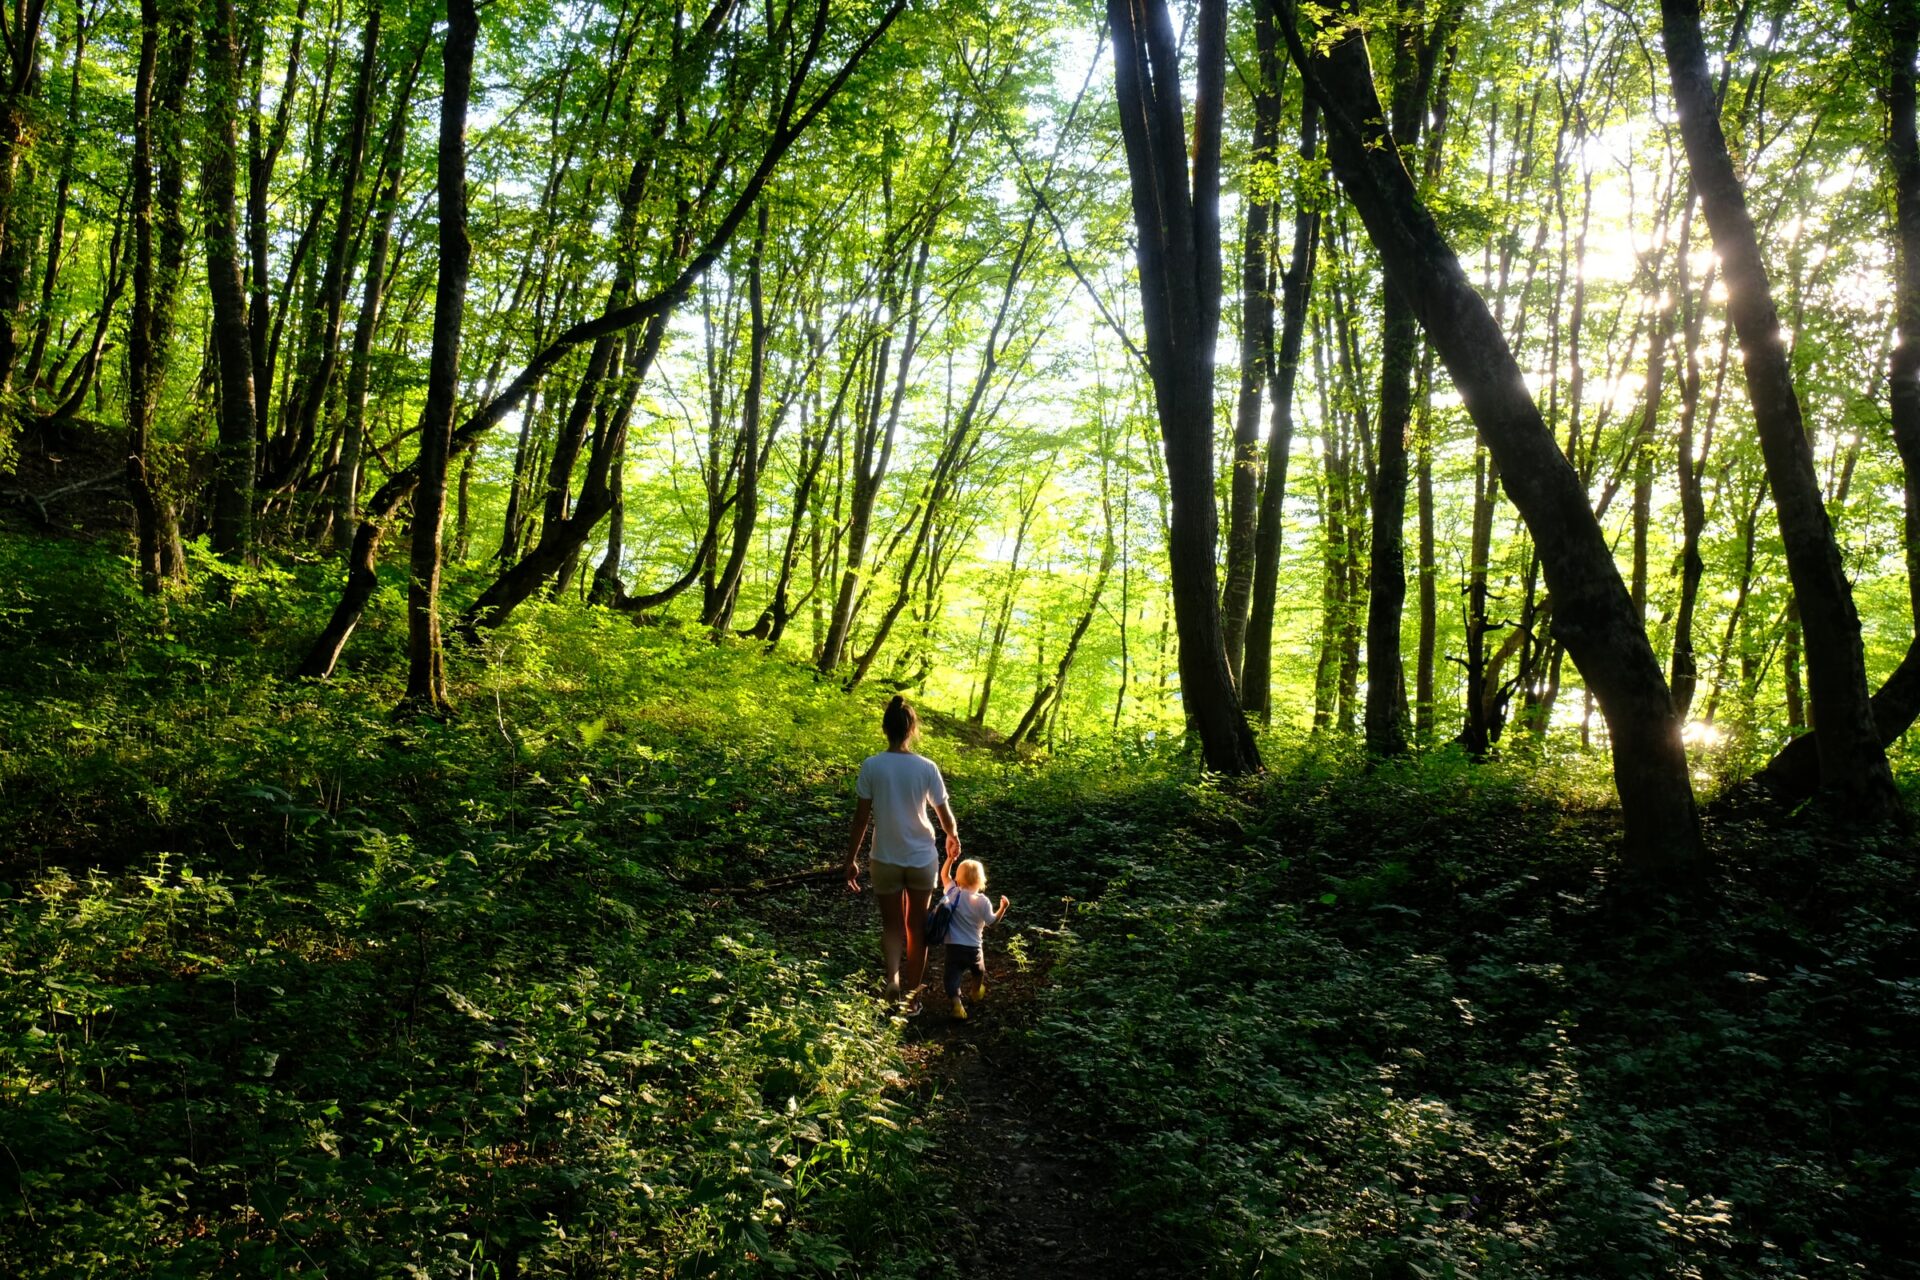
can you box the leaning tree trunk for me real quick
[401,0,477,712]
[1754,0,1920,804]
[1285,0,1701,873]
[1108,0,1259,773]
[1662,0,1899,820]
[201,0,257,561]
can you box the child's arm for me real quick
[993,894,1009,921]
[939,841,959,892]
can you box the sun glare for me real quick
[1681,721,1725,750]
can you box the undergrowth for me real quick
[4,534,1917,1278]
[1009,755,1920,1279]
[0,536,968,1276]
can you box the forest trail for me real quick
[904,935,1124,1278]
[787,852,1143,1277]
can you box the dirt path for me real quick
[902,932,1138,1279]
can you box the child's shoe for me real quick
[950,995,968,1020]
[974,979,987,1002]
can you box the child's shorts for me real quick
[944,943,985,996]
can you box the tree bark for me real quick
[1286,0,1702,872]
[1108,0,1260,773]
[705,208,769,633]
[0,0,47,395]
[1219,1,1282,682]
[243,0,307,443]
[1662,0,1899,819]
[270,4,379,493]
[1751,0,1920,803]
[1363,0,1446,757]
[22,4,91,393]
[202,0,257,560]
[819,220,935,671]
[1243,95,1319,724]
[128,0,188,594]
[401,0,477,712]
[333,41,422,553]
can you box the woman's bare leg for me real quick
[876,890,907,994]
[903,888,933,992]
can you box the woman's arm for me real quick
[934,802,961,860]
[844,797,873,892]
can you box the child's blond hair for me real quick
[955,858,987,891]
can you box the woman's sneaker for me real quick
[950,995,968,1020]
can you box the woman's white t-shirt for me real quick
[855,750,948,867]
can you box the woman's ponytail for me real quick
[882,695,918,746]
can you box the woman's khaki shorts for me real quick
[870,860,937,893]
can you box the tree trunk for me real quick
[243,0,307,443]
[1662,0,1898,819]
[705,207,769,633]
[1751,0,1920,804]
[128,0,187,594]
[846,209,1039,691]
[401,0,476,713]
[334,42,421,553]
[820,232,933,671]
[1362,0,1450,757]
[1287,0,1702,873]
[1670,215,1712,718]
[202,0,257,560]
[1413,345,1437,742]
[22,5,90,393]
[1242,66,1319,724]
[1107,0,1260,773]
[1893,0,1920,632]
[1219,2,1280,683]
[271,5,379,493]
[0,0,47,396]
[974,465,1049,726]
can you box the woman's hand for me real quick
[843,857,861,894]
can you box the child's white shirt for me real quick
[943,885,998,948]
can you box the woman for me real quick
[843,695,960,1012]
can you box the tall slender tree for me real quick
[1107,0,1259,773]
[1662,0,1899,820]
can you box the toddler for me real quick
[938,848,1008,1020]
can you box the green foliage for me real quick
[0,535,949,1277]
[1007,750,1920,1278]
